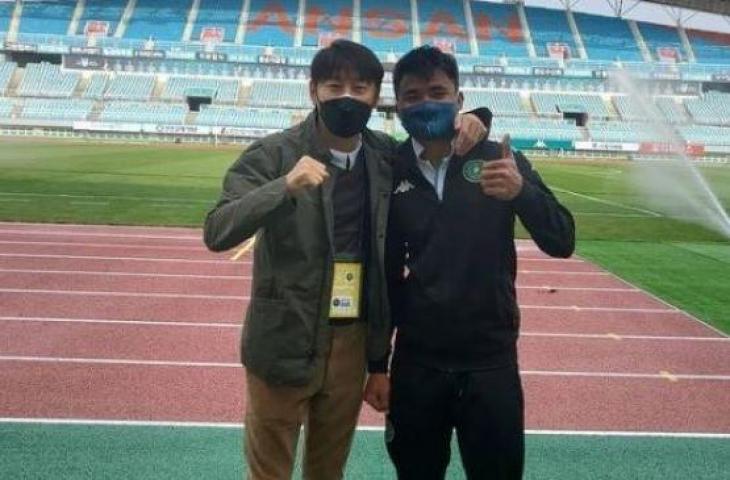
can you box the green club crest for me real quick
[462,160,483,183]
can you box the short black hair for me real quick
[393,45,459,99]
[310,40,384,87]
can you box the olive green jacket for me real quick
[204,112,395,386]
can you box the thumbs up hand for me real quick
[479,134,524,201]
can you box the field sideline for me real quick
[1,138,728,333]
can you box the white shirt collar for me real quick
[330,138,363,170]
[411,138,453,169]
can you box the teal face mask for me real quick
[398,101,458,141]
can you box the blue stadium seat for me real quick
[573,13,642,62]
[687,29,730,64]
[18,0,76,35]
[418,0,470,54]
[302,0,353,47]
[637,22,685,62]
[101,101,188,124]
[0,61,16,95]
[104,75,155,101]
[470,1,528,58]
[361,0,412,53]
[83,74,109,99]
[196,105,292,129]
[245,0,297,47]
[18,63,79,98]
[76,0,128,36]
[21,98,93,121]
[192,0,243,43]
[532,92,610,118]
[462,90,528,116]
[588,120,658,142]
[0,1,15,34]
[685,92,730,126]
[492,116,582,141]
[125,0,188,41]
[0,97,14,117]
[524,6,577,58]
[248,80,309,108]
[163,77,239,103]
[679,125,730,146]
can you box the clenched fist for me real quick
[285,155,330,195]
[480,134,524,201]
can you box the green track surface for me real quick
[1,424,728,479]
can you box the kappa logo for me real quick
[393,180,415,195]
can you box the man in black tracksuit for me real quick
[364,47,575,479]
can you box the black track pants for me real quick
[385,359,524,480]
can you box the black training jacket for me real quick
[381,139,575,372]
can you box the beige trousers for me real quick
[244,322,368,480]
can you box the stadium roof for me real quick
[643,0,730,16]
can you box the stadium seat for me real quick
[418,0,470,54]
[18,63,80,98]
[524,6,577,58]
[471,1,528,58]
[104,75,155,101]
[77,0,128,36]
[125,0,187,41]
[196,106,293,129]
[163,77,239,103]
[18,0,75,35]
[244,0,298,47]
[101,101,188,124]
[637,22,685,62]
[0,1,15,34]
[687,29,730,64]
[462,90,529,116]
[302,0,353,48]
[532,92,610,119]
[573,13,643,62]
[21,98,94,121]
[192,0,243,43]
[361,0,413,53]
[685,92,730,126]
[248,81,309,108]
[492,116,582,141]
[0,97,14,117]
[0,61,16,95]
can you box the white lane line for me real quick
[0,316,239,328]
[69,201,109,207]
[517,286,639,292]
[0,240,206,252]
[0,254,248,265]
[519,258,584,264]
[0,288,249,301]
[0,192,211,204]
[550,187,663,217]
[2,356,729,380]
[521,332,728,342]
[0,228,200,241]
[572,212,653,218]
[1,418,729,438]
[521,305,678,313]
[2,317,723,341]
[519,271,610,276]
[0,222,200,236]
[522,370,730,381]
[0,269,251,280]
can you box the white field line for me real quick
[0,228,201,241]
[520,305,678,313]
[2,355,729,381]
[0,192,211,204]
[0,253,249,265]
[0,316,239,328]
[521,332,729,342]
[1,418,729,438]
[550,186,663,217]
[0,288,249,301]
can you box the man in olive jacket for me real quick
[204,40,489,480]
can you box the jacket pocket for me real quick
[242,297,314,386]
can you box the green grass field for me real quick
[1,138,728,334]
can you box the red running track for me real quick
[0,223,728,434]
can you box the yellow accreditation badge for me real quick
[329,260,363,320]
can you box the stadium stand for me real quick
[248,81,309,108]
[679,125,730,146]
[18,0,75,35]
[588,120,659,142]
[244,0,298,47]
[302,0,353,48]
[613,95,648,120]
[573,13,643,62]
[470,1,528,58]
[125,0,189,42]
[360,0,413,53]
[0,97,13,117]
[20,98,93,121]
[101,101,188,124]
[531,93,611,118]
[492,117,582,141]
[82,75,109,99]
[685,92,730,126]
[656,97,691,124]
[462,90,529,116]
[162,77,239,103]
[196,105,293,129]
[0,61,16,95]
[18,63,79,98]
[524,6,577,58]
[103,75,155,101]
[687,29,730,64]
[76,0,128,36]
[637,22,685,62]
[418,0,470,54]
[192,0,244,44]
[0,1,15,33]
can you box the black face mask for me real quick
[318,96,373,138]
